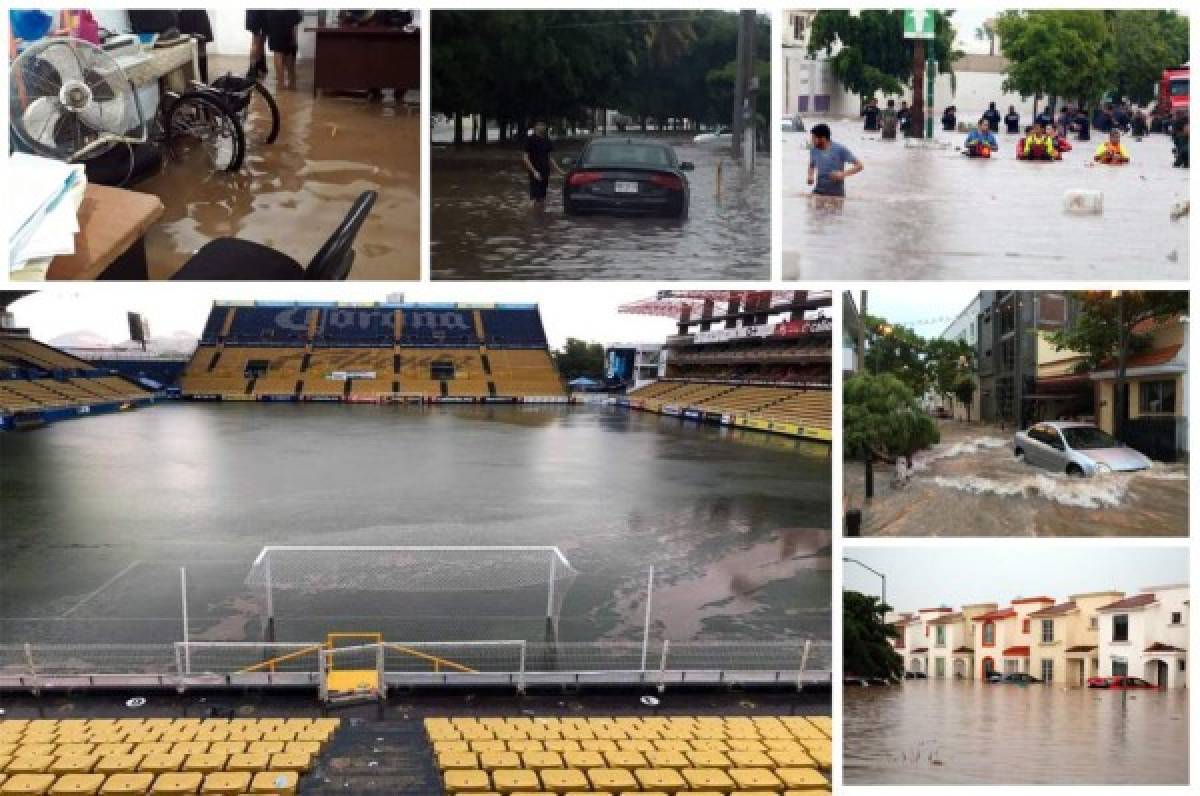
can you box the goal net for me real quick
[244,546,578,641]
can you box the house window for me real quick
[792,14,806,41]
[1112,659,1128,676]
[1089,616,1098,630]
[1139,380,1177,414]
[1041,620,1054,643]
[935,626,946,647]
[1113,614,1129,642]
[983,622,995,645]
[1040,659,1053,682]
[1170,611,1182,625]
[1022,619,1030,633]
[1180,660,1186,672]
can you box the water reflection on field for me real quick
[844,679,1189,784]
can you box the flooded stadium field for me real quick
[0,402,830,649]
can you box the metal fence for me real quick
[0,639,831,695]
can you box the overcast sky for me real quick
[7,285,807,350]
[843,545,1189,611]
[849,287,979,338]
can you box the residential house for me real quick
[972,596,1055,678]
[1097,584,1189,688]
[928,601,997,679]
[1027,591,1124,686]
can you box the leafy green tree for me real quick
[552,338,606,380]
[953,377,978,422]
[844,373,940,462]
[862,314,928,397]
[1111,11,1190,105]
[995,11,1114,110]
[843,591,903,680]
[1047,291,1189,370]
[807,10,959,132]
[925,338,974,404]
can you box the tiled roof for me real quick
[1065,645,1097,653]
[1145,642,1185,653]
[928,612,964,625]
[1002,645,1030,657]
[1011,596,1056,605]
[952,646,974,654]
[910,647,929,654]
[1098,593,1158,612]
[918,607,954,613]
[1097,343,1183,371]
[1029,601,1077,618]
[974,609,1017,622]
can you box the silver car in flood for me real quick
[1013,421,1153,476]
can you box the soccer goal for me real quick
[244,546,578,641]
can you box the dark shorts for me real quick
[812,183,845,198]
[245,10,268,35]
[529,176,550,200]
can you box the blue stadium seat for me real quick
[400,309,477,348]
[481,309,548,348]
[225,307,309,346]
[315,308,395,347]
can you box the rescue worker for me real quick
[963,119,998,157]
[1018,122,1058,161]
[1094,128,1130,164]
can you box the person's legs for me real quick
[273,52,286,88]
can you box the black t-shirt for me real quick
[525,135,553,178]
[1004,112,1019,133]
[983,108,1001,130]
[863,106,879,128]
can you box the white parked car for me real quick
[693,127,732,145]
[1013,421,1153,476]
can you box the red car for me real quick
[1086,675,1158,689]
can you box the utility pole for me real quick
[911,39,926,138]
[858,291,873,499]
[731,10,755,160]
[1114,291,1127,443]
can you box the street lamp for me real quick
[843,557,887,617]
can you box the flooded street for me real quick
[783,122,1189,280]
[844,680,1189,785]
[431,134,770,279]
[0,403,829,646]
[845,420,1188,536]
[139,56,420,280]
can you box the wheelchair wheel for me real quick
[244,82,281,146]
[165,91,246,172]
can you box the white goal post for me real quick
[245,546,578,628]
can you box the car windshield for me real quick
[1061,426,1119,450]
[583,143,674,168]
[1170,78,1188,97]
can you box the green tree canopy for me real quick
[924,337,974,402]
[862,314,928,397]
[844,373,940,460]
[807,10,958,98]
[1047,291,1189,372]
[552,338,606,380]
[1111,11,1190,105]
[843,590,903,680]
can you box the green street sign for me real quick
[904,9,937,39]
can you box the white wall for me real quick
[208,9,318,60]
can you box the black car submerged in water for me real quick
[562,139,693,218]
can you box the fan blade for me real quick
[77,96,131,133]
[36,41,86,86]
[20,96,69,148]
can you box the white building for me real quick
[1097,585,1189,689]
[935,293,982,421]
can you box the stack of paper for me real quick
[8,152,87,270]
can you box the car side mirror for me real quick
[560,157,576,167]
[680,161,695,171]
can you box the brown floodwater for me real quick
[783,124,1189,280]
[138,56,419,280]
[430,135,770,280]
[844,680,1189,785]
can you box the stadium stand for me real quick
[617,291,833,441]
[0,333,153,429]
[425,714,832,794]
[180,303,567,404]
[0,717,338,795]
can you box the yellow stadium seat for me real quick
[634,768,686,790]
[442,768,489,793]
[199,771,251,795]
[148,771,203,795]
[729,768,783,789]
[47,774,105,795]
[94,754,143,775]
[681,768,735,790]
[97,773,155,795]
[490,769,538,792]
[777,767,829,789]
[49,755,101,775]
[138,753,185,774]
[537,768,588,792]
[225,752,270,772]
[586,769,636,791]
[266,753,310,773]
[181,753,226,774]
[0,773,56,795]
[249,770,298,795]
[477,752,520,772]
[5,758,53,775]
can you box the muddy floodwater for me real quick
[0,403,830,647]
[844,680,1189,785]
[139,56,419,280]
[783,122,1189,280]
[431,133,770,279]
[845,421,1188,536]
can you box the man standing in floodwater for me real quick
[982,102,1001,134]
[1004,105,1020,134]
[523,122,564,209]
[807,123,864,198]
[862,98,880,131]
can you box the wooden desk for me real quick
[47,184,164,280]
[306,26,419,96]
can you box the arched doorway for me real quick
[911,657,923,673]
[1145,659,1170,688]
[954,658,966,679]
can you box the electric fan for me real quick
[9,37,147,163]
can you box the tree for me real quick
[1111,11,1190,105]
[807,10,959,130]
[995,11,1114,110]
[843,591,903,681]
[862,314,928,397]
[844,373,940,462]
[552,338,606,380]
[924,337,973,404]
[975,19,997,56]
[1047,291,1188,371]
[953,377,977,422]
